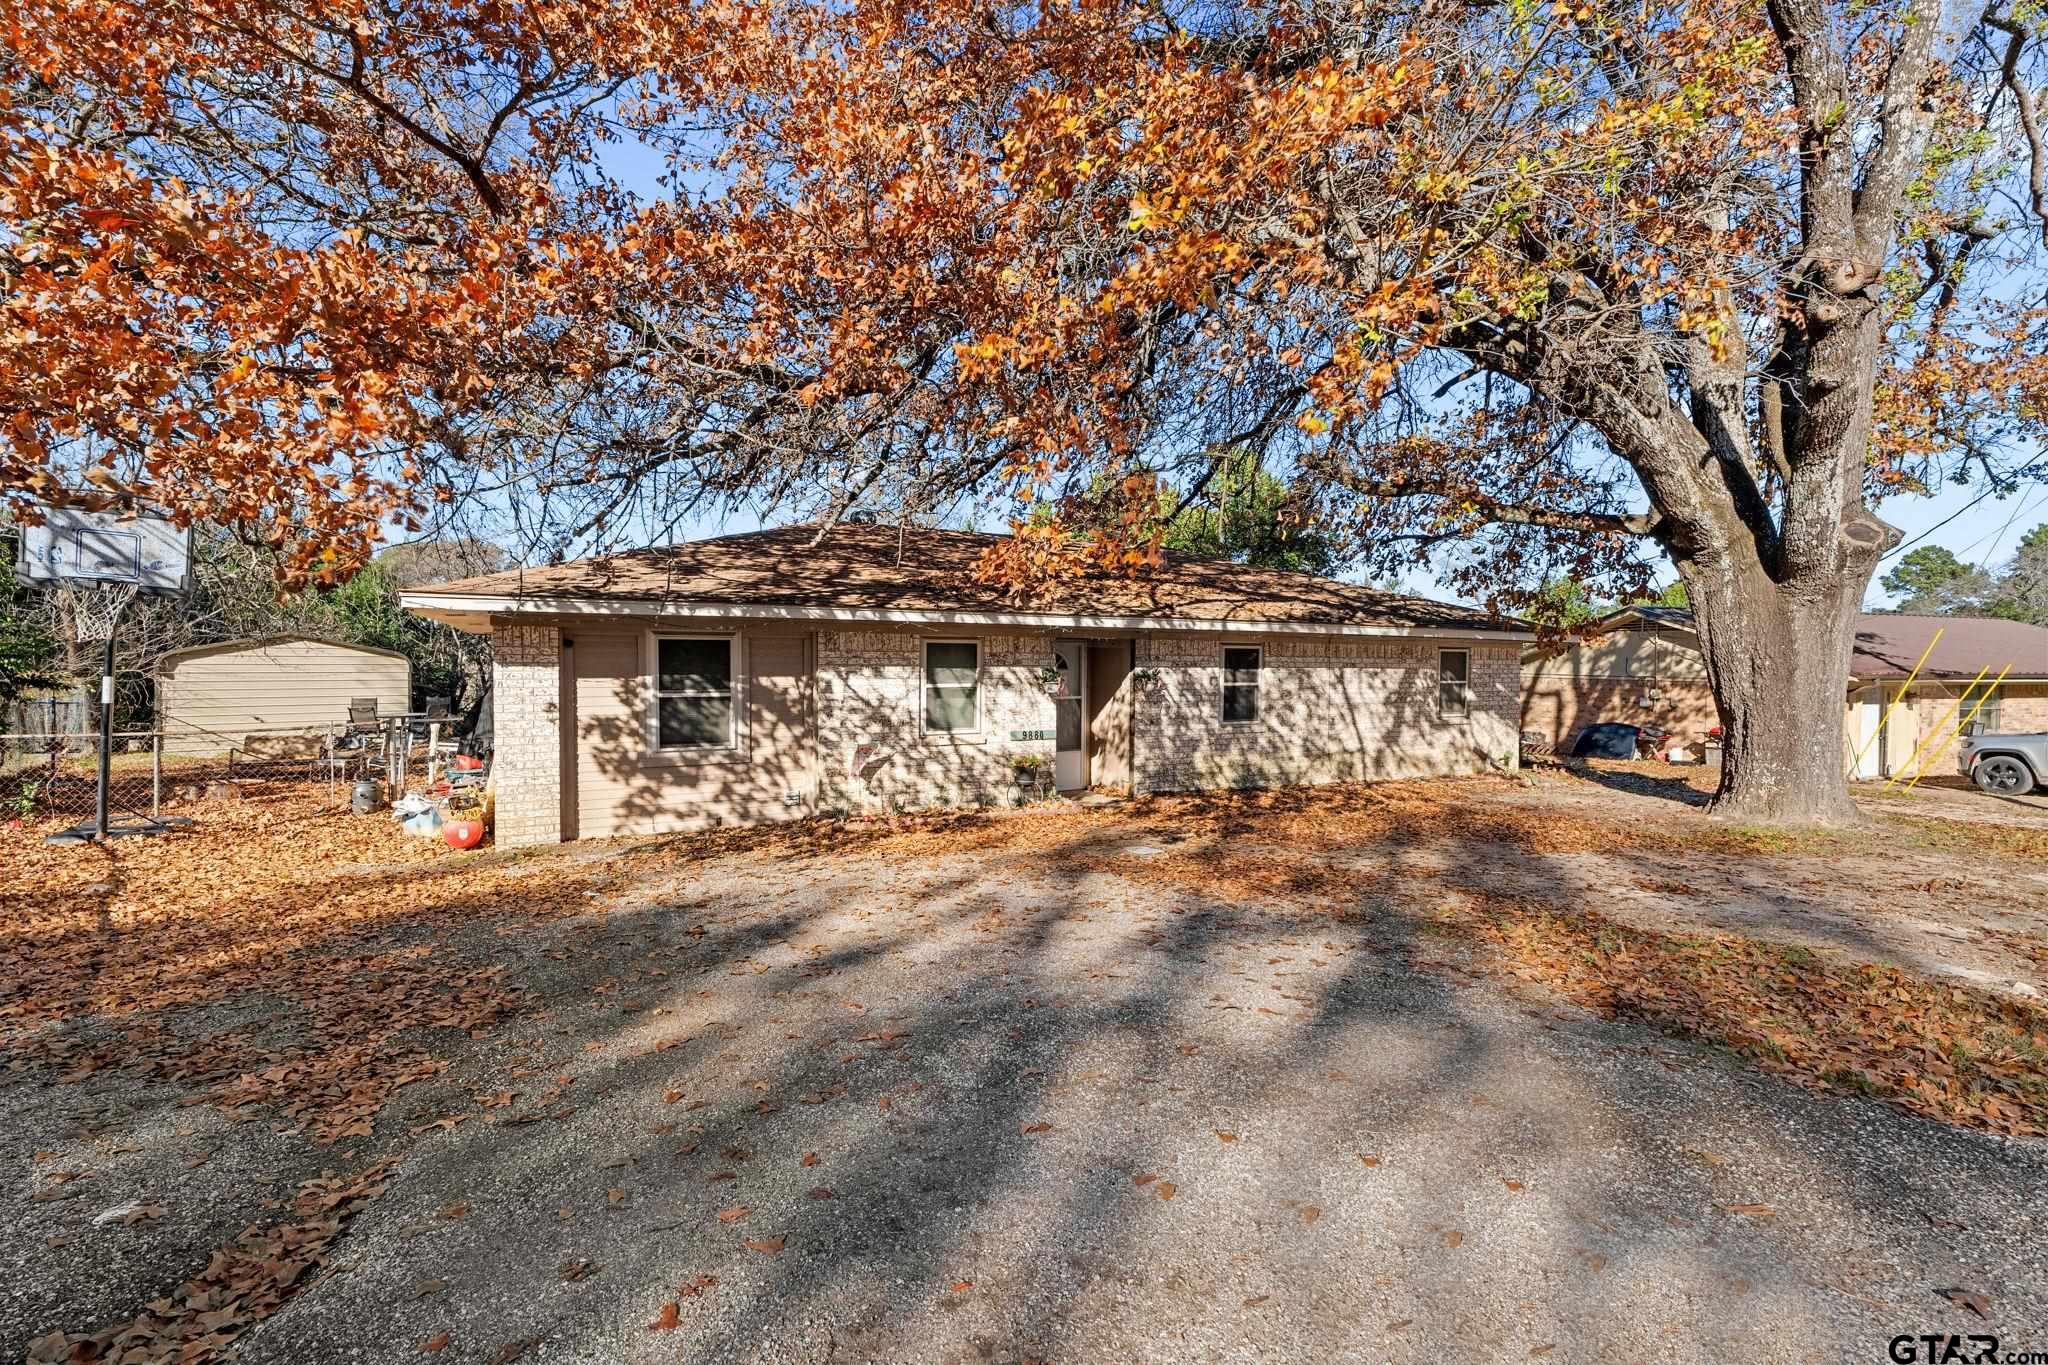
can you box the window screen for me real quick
[655,637,734,748]
[924,641,980,732]
[1438,648,1470,719]
[1222,646,1261,723]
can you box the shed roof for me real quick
[157,635,412,670]
[399,523,1526,637]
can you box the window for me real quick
[653,636,734,749]
[923,640,981,733]
[1221,645,1261,723]
[1438,648,1471,719]
[1964,684,2001,736]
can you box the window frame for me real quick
[647,631,739,753]
[1219,643,1263,726]
[1964,682,2001,736]
[1437,647,1472,720]
[920,637,984,737]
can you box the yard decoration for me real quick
[7,0,2048,826]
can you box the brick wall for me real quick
[1996,684,2048,733]
[487,619,1530,837]
[1130,635,1521,794]
[815,629,1058,815]
[1519,676,1722,753]
[491,620,562,847]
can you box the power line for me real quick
[1878,482,2022,564]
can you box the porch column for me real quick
[492,620,564,846]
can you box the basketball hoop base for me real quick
[45,815,196,846]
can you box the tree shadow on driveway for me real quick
[207,817,2048,1365]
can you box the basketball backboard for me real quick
[15,506,192,597]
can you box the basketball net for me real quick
[64,582,140,643]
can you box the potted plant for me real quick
[1008,752,1052,798]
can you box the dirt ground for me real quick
[3,766,2046,1364]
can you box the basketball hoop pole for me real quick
[93,617,121,840]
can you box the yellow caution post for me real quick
[1845,626,1942,781]
[1899,666,2012,793]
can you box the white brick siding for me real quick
[485,619,1520,840]
[491,620,562,847]
[1131,635,1520,793]
[815,629,1057,815]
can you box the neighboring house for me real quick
[157,636,411,753]
[398,524,1531,846]
[1843,614,2048,779]
[1519,606,1719,755]
[1519,607,2048,776]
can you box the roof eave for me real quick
[396,592,1535,641]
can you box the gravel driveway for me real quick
[6,781,2046,1364]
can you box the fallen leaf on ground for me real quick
[420,1332,451,1353]
[1243,1295,1269,1307]
[1442,1229,1463,1248]
[439,1202,468,1220]
[559,1259,599,1282]
[950,1280,974,1293]
[743,1236,785,1256]
[490,1337,540,1364]
[415,1278,449,1298]
[1020,1121,1052,1135]
[1133,1172,1157,1186]
[1300,1205,1320,1225]
[1504,1179,1525,1192]
[648,1302,680,1332]
[1941,1287,1992,1318]
[716,1205,751,1223]
[1214,1130,1238,1143]
[1358,1154,1381,1168]
[1156,1181,1177,1202]
[807,1187,834,1200]
[801,1152,819,1167]
[679,1274,717,1297]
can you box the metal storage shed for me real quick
[157,636,410,754]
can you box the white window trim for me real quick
[921,637,983,737]
[1438,647,1472,720]
[1220,643,1263,726]
[646,631,739,752]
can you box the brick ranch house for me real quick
[398,524,1531,846]
[1520,605,2048,775]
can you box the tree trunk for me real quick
[1681,559,1866,825]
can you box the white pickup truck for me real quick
[1957,730,2048,795]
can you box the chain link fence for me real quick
[0,725,380,822]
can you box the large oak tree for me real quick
[5,0,2047,822]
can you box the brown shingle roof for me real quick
[1598,607,2048,680]
[1849,613,2048,680]
[408,524,1522,634]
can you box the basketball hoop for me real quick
[15,502,192,843]
[63,582,141,643]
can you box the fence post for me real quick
[151,732,162,817]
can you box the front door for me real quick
[1053,639,1087,791]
